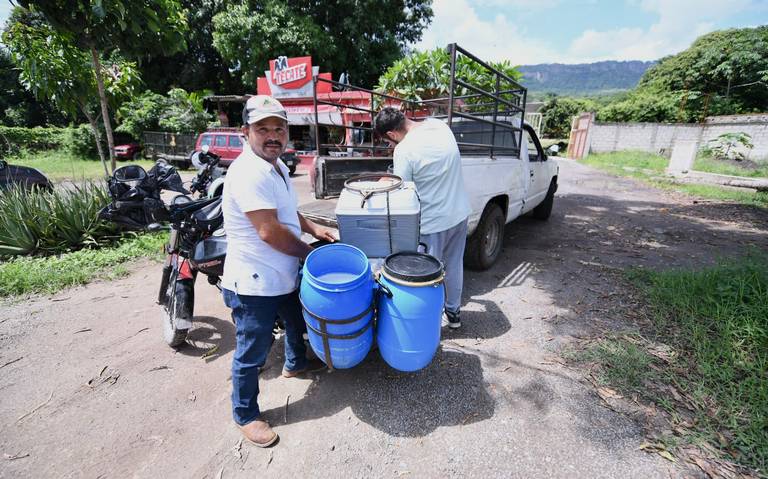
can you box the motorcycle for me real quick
[189,145,227,198]
[100,161,227,346]
[157,195,226,346]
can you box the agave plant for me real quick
[0,182,118,257]
[0,186,48,255]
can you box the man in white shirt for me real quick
[374,107,472,329]
[222,95,335,447]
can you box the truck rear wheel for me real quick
[464,203,505,271]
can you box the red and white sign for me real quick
[269,56,312,89]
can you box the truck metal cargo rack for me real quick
[310,42,526,160]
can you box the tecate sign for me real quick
[270,56,312,89]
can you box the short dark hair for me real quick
[374,107,405,136]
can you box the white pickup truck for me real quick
[301,121,559,270]
[299,44,560,270]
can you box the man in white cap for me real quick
[222,95,336,447]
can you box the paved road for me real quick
[3,159,766,478]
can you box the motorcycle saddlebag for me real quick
[190,231,227,277]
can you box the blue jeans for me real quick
[222,288,308,425]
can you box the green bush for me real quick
[0,182,118,256]
[596,90,685,123]
[0,126,66,155]
[701,132,754,161]
[62,123,103,159]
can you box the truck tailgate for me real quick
[299,199,338,228]
[317,157,392,198]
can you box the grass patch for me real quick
[575,256,768,472]
[0,233,166,297]
[582,151,768,208]
[694,155,768,178]
[572,338,655,393]
[9,149,156,182]
[581,150,668,177]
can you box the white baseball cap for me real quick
[242,95,288,125]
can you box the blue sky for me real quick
[415,0,768,64]
[2,0,766,64]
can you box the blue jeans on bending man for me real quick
[222,288,308,425]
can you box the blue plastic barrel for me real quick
[300,243,374,369]
[376,252,445,372]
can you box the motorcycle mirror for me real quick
[191,151,207,169]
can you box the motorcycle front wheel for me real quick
[162,276,195,347]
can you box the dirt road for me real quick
[2,161,766,478]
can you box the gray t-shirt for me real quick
[393,119,471,234]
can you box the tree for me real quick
[212,0,433,89]
[3,8,139,174]
[157,88,214,133]
[598,26,768,124]
[539,96,597,138]
[114,90,166,139]
[18,0,188,171]
[0,47,69,127]
[289,0,433,88]
[212,1,330,88]
[137,0,241,95]
[376,48,522,102]
[116,88,214,138]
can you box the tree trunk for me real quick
[89,44,116,173]
[82,107,109,178]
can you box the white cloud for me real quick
[567,0,755,61]
[414,0,761,65]
[414,0,565,64]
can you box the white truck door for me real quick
[521,128,550,212]
[461,153,527,232]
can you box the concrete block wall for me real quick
[588,115,768,161]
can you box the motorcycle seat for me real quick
[192,200,222,223]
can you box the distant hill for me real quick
[518,60,655,97]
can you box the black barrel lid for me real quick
[383,252,444,283]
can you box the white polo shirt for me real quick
[222,144,301,296]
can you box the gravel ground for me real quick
[1,161,766,478]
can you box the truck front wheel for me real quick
[532,179,557,220]
[464,203,505,271]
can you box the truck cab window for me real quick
[525,131,539,162]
